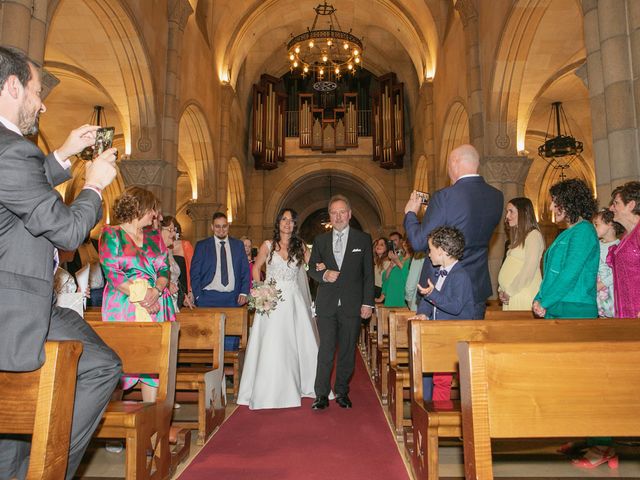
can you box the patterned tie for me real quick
[220,241,229,286]
[334,232,344,269]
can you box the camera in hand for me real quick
[416,190,430,205]
[79,127,115,160]
[386,239,395,253]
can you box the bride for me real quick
[237,208,319,409]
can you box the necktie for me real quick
[220,240,229,286]
[334,232,344,268]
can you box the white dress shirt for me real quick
[204,236,235,292]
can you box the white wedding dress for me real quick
[237,247,319,409]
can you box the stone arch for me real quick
[263,161,394,236]
[488,0,553,152]
[46,0,158,156]
[439,100,469,187]
[413,155,429,191]
[178,102,215,202]
[227,157,246,224]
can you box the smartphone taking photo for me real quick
[93,127,115,159]
[416,191,430,205]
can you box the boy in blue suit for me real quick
[416,226,475,401]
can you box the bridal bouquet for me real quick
[248,279,283,316]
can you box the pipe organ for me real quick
[298,93,359,154]
[252,74,286,169]
[372,73,404,168]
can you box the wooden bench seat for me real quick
[374,305,411,403]
[173,308,226,445]
[458,339,640,479]
[0,341,82,480]
[88,321,179,480]
[409,318,640,480]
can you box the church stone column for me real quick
[159,0,193,213]
[455,0,485,155]
[216,84,235,209]
[582,0,640,201]
[481,155,532,296]
[187,201,220,243]
[0,0,31,52]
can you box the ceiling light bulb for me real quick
[309,41,314,48]
[355,57,360,64]
[327,39,332,46]
[294,46,300,54]
[343,43,349,50]
[293,61,298,67]
[303,66,309,73]
[322,55,328,62]
[353,49,359,56]
[319,68,324,75]
[289,53,295,61]
[335,67,340,74]
[347,63,353,70]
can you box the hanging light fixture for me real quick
[537,101,583,180]
[79,105,107,160]
[286,1,363,90]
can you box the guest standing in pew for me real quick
[372,237,391,300]
[497,197,544,310]
[404,144,503,319]
[308,195,375,410]
[161,215,195,311]
[379,239,411,307]
[533,178,599,319]
[608,181,640,318]
[172,218,195,307]
[593,208,623,318]
[415,226,475,401]
[237,208,319,409]
[99,187,176,404]
[0,46,121,480]
[190,212,251,309]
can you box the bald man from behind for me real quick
[404,144,504,319]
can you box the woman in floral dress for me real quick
[99,186,175,403]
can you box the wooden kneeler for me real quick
[0,341,82,480]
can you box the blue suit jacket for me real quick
[405,176,503,304]
[417,262,476,320]
[190,236,250,305]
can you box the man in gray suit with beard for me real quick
[0,46,121,480]
[308,195,374,410]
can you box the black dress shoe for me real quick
[336,395,352,408]
[312,396,329,410]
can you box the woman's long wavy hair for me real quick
[269,208,305,267]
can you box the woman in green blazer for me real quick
[533,178,599,319]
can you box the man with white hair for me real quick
[404,144,504,319]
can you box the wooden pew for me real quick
[367,307,379,376]
[177,306,248,401]
[408,318,640,480]
[387,310,533,441]
[375,305,411,403]
[0,341,82,480]
[88,321,179,480]
[173,309,226,445]
[458,340,640,479]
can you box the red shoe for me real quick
[572,446,618,469]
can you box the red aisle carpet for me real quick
[178,353,410,479]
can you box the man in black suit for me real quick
[0,46,121,479]
[308,195,375,409]
[404,144,504,319]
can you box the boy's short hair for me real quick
[428,226,465,260]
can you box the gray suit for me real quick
[0,125,121,479]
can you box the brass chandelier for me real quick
[537,101,583,181]
[287,1,363,83]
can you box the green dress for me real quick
[381,257,411,308]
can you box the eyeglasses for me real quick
[162,227,176,233]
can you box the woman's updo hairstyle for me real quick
[113,186,159,224]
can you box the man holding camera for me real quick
[0,46,121,479]
[404,144,503,319]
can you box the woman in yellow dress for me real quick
[498,197,544,310]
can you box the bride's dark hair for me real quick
[269,208,305,266]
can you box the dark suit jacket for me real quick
[190,236,251,304]
[308,227,375,317]
[0,125,103,371]
[417,262,476,320]
[404,176,503,303]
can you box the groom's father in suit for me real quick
[308,195,374,409]
[191,211,251,307]
[0,46,121,479]
[404,144,504,319]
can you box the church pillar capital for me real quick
[187,201,221,242]
[481,155,532,187]
[168,0,193,30]
[119,159,167,189]
[41,68,60,101]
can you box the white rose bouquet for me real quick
[248,278,283,316]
